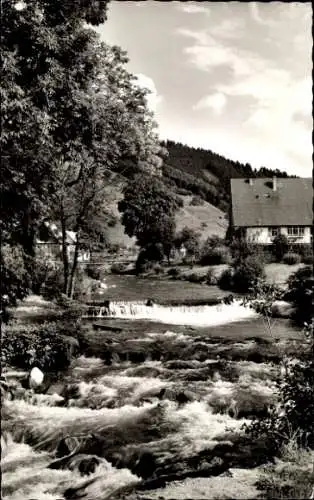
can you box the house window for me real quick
[268,227,279,237]
[287,227,305,236]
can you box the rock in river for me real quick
[29,367,44,389]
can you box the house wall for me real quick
[280,226,311,244]
[245,226,312,245]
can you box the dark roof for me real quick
[231,178,313,227]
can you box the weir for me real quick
[83,300,258,327]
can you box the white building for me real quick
[230,177,312,245]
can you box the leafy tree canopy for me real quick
[2,0,166,298]
[118,174,179,254]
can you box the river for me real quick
[1,278,303,500]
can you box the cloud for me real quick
[134,73,162,112]
[249,2,270,26]
[176,3,312,174]
[193,92,227,114]
[178,3,211,15]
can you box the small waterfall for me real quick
[85,300,258,327]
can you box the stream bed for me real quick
[1,284,304,500]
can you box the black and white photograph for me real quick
[1,1,313,499]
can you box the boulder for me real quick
[56,436,81,458]
[61,384,81,401]
[158,387,196,405]
[77,455,100,476]
[46,383,66,396]
[29,367,44,389]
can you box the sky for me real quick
[96,1,313,177]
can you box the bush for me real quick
[272,234,289,262]
[153,263,164,275]
[190,195,204,206]
[218,268,234,291]
[186,272,204,283]
[111,263,128,275]
[200,245,231,266]
[31,253,54,295]
[135,244,165,275]
[232,256,266,293]
[167,267,180,278]
[1,244,30,322]
[41,265,64,301]
[85,264,103,281]
[286,266,313,325]
[302,254,314,265]
[256,444,314,499]
[205,268,218,286]
[283,253,301,265]
[1,322,74,372]
[230,238,256,264]
[298,246,314,265]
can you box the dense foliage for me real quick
[174,227,201,263]
[244,274,314,452]
[286,266,314,325]
[1,322,75,372]
[2,0,165,305]
[161,139,290,211]
[119,173,180,262]
[272,234,289,262]
[0,244,30,321]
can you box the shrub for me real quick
[298,246,314,265]
[186,272,205,283]
[41,265,64,301]
[243,285,314,454]
[232,256,266,293]
[230,238,256,264]
[283,253,301,265]
[85,264,102,281]
[31,253,55,295]
[302,254,314,265]
[1,322,75,372]
[272,234,289,262]
[200,245,231,266]
[111,263,128,275]
[167,267,180,278]
[107,243,121,255]
[190,195,204,206]
[286,265,313,325]
[256,443,314,499]
[205,268,218,286]
[174,227,201,263]
[153,263,164,275]
[1,244,30,322]
[135,244,165,275]
[218,268,234,290]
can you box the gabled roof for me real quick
[231,178,313,227]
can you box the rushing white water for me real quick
[1,432,140,500]
[88,300,258,326]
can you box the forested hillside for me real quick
[161,140,291,212]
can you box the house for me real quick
[230,177,313,245]
[36,222,90,264]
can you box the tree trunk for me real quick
[21,206,36,257]
[67,240,79,299]
[60,211,69,294]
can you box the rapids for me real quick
[1,299,302,500]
